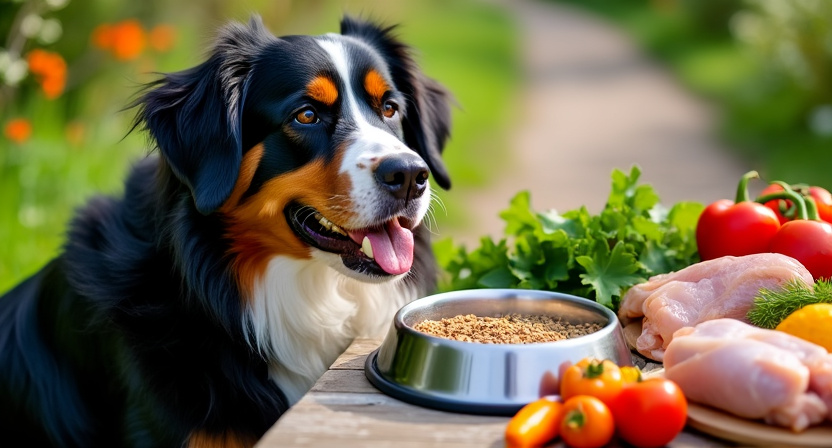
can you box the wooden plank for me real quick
[309,369,379,394]
[258,392,725,448]
[257,339,731,448]
[330,337,381,370]
[258,392,507,447]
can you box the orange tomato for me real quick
[559,396,615,448]
[560,358,623,406]
[505,397,563,448]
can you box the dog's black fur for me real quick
[0,16,451,447]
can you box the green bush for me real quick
[552,0,832,189]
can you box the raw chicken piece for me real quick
[665,319,832,431]
[618,253,813,361]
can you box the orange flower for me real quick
[111,20,145,61]
[26,49,66,99]
[65,120,85,147]
[5,118,32,144]
[41,75,66,99]
[91,23,114,50]
[149,24,176,53]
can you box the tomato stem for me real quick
[805,196,820,221]
[757,182,815,220]
[735,171,759,203]
[585,360,605,378]
[565,409,586,430]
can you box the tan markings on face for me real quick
[221,149,353,297]
[306,75,339,106]
[364,69,389,109]
[221,144,265,211]
[187,430,258,448]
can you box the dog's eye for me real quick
[295,108,318,125]
[382,101,398,119]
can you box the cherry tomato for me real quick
[769,219,832,280]
[559,396,615,448]
[759,183,832,224]
[696,172,780,260]
[505,397,563,448]
[560,358,623,407]
[608,378,688,448]
[808,186,832,223]
[759,184,792,225]
[696,200,780,260]
[619,366,642,384]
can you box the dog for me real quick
[0,15,452,447]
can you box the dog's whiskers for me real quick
[421,192,447,236]
[429,191,447,216]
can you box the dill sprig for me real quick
[747,279,832,329]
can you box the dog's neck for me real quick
[242,255,417,404]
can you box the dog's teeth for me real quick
[361,236,374,259]
[330,224,347,236]
[313,212,347,236]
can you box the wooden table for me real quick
[256,339,732,447]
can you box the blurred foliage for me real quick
[553,0,832,191]
[0,0,519,293]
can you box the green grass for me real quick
[0,0,519,293]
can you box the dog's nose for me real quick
[374,154,429,201]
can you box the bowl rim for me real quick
[394,288,620,348]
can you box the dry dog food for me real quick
[413,313,603,344]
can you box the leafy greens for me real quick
[434,166,704,311]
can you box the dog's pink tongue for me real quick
[353,220,414,275]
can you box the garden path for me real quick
[443,0,753,246]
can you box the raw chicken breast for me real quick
[618,253,813,361]
[664,319,832,431]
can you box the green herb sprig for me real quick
[747,279,832,329]
[434,166,704,311]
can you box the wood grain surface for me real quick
[256,338,733,447]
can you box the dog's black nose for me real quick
[374,154,429,201]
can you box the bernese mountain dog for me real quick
[0,15,452,447]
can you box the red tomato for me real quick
[608,378,688,448]
[759,184,832,224]
[504,397,563,448]
[695,199,780,260]
[769,219,832,280]
[559,396,615,448]
[808,186,832,223]
[759,184,792,225]
[697,171,782,260]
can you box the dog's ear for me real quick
[133,16,275,214]
[341,16,453,190]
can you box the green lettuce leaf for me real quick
[435,165,703,311]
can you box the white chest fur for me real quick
[242,256,418,404]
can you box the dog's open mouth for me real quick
[285,203,415,277]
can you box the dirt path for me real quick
[442,0,752,246]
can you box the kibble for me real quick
[413,313,603,344]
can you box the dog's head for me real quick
[136,16,452,284]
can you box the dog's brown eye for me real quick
[382,101,398,119]
[296,108,318,125]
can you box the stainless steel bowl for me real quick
[365,289,631,415]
